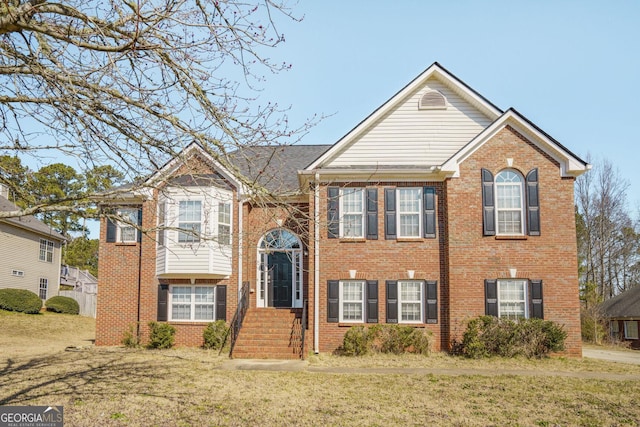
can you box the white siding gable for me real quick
[326,77,494,168]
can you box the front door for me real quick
[268,252,292,307]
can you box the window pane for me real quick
[625,321,639,339]
[342,303,363,321]
[218,224,231,245]
[399,188,421,213]
[172,286,192,303]
[499,280,526,319]
[401,303,421,322]
[343,281,363,300]
[195,287,215,303]
[195,305,215,320]
[343,189,363,213]
[400,214,420,237]
[172,304,191,320]
[498,211,522,234]
[341,281,364,322]
[343,214,363,237]
[218,202,231,224]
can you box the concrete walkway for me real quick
[583,346,640,365]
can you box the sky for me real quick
[256,0,640,210]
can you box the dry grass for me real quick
[2,310,640,426]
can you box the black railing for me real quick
[220,281,250,357]
[300,299,308,359]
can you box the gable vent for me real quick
[419,90,446,110]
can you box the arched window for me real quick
[495,170,524,235]
[259,228,300,250]
[418,90,446,110]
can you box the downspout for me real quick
[136,201,144,341]
[237,196,243,301]
[314,172,320,354]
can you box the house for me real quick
[600,286,640,348]
[0,186,65,300]
[60,265,98,294]
[95,63,590,357]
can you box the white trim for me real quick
[397,188,423,238]
[256,229,303,308]
[168,284,217,322]
[339,280,365,323]
[398,280,424,324]
[497,279,528,319]
[495,170,525,236]
[339,188,365,239]
[624,320,639,339]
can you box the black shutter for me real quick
[157,284,169,321]
[425,280,438,324]
[485,279,498,317]
[366,188,378,240]
[327,280,339,323]
[327,187,339,239]
[366,280,378,323]
[423,187,436,238]
[137,207,143,243]
[216,285,227,321]
[386,280,398,323]
[106,218,116,243]
[384,188,397,240]
[481,169,496,236]
[530,280,543,319]
[526,168,540,236]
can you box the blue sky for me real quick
[258,0,640,210]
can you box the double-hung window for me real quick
[118,209,139,243]
[39,239,54,262]
[178,200,202,243]
[218,202,231,245]
[339,280,365,322]
[39,278,48,299]
[495,170,524,235]
[398,188,422,238]
[624,321,639,339]
[340,188,364,238]
[170,285,216,321]
[498,279,527,320]
[398,280,423,323]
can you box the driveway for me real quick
[583,346,640,365]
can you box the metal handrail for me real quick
[300,299,308,359]
[220,281,250,357]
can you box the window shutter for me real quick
[481,169,496,236]
[485,279,498,317]
[216,285,227,321]
[137,207,143,243]
[106,218,116,243]
[530,280,543,319]
[327,280,339,323]
[386,280,398,323]
[526,168,540,236]
[327,187,339,239]
[425,280,438,324]
[366,188,378,240]
[157,284,169,321]
[366,280,378,323]
[384,188,397,239]
[423,187,436,238]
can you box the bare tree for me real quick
[0,0,312,219]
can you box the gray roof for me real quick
[0,196,65,241]
[599,286,640,318]
[228,145,331,194]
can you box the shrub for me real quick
[0,288,43,314]
[203,320,229,350]
[121,324,140,348]
[45,296,80,314]
[341,325,431,356]
[342,325,373,356]
[457,316,567,359]
[147,321,175,349]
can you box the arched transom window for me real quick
[259,228,301,250]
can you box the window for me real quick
[495,170,524,235]
[624,321,639,339]
[157,202,166,247]
[610,321,620,338]
[398,188,421,238]
[339,280,365,322]
[39,278,48,299]
[178,200,202,243]
[398,281,423,323]
[39,239,54,262]
[498,279,527,319]
[218,202,231,245]
[340,188,364,238]
[117,209,139,243]
[170,285,216,321]
[12,270,24,277]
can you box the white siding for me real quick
[156,186,233,277]
[327,78,493,167]
[0,223,61,298]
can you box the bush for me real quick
[203,320,229,350]
[45,296,80,314]
[341,325,431,356]
[121,324,140,348]
[457,316,567,359]
[147,321,175,349]
[0,288,43,314]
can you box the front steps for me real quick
[231,308,305,359]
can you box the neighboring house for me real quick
[0,190,65,300]
[96,62,590,358]
[600,286,640,349]
[60,265,98,294]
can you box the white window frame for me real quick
[217,202,232,245]
[610,320,620,338]
[39,239,54,262]
[339,280,365,323]
[398,280,424,323]
[11,270,24,277]
[495,170,525,235]
[397,188,422,238]
[169,285,216,322]
[115,208,139,243]
[497,279,528,320]
[39,277,48,299]
[624,320,639,339]
[339,188,365,238]
[178,200,202,243]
